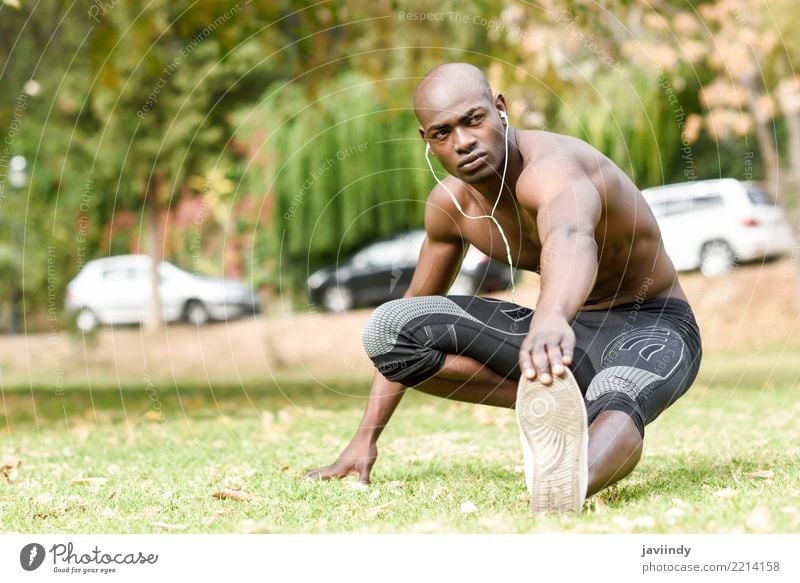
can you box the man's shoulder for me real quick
[517,128,596,165]
[516,130,604,200]
[425,176,472,217]
[518,129,637,205]
[426,175,469,203]
[423,178,466,242]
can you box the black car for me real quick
[308,230,516,312]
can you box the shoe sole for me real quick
[515,368,588,514]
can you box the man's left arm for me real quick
[518,174,602,384]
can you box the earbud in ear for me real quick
[499,111,508,120]
[425,142,430,155]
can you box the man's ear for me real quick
[495,93,508,119]
[419,127,433,156]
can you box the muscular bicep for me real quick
[517,159,602,242]
[535,178,601,242]
[519,160,603,317]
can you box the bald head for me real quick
[413,63,494,123]
[414,63,508,185]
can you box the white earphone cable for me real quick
[424,113,516,299]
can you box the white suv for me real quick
[642,179,795,276]
[65,255,261,331]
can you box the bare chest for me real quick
[455,208,543,271]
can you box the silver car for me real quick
[643,179,795,276]
[65,255,261,331]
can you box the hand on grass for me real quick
[304,440,377,485]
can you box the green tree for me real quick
[75,1,286,330]
[0,1,303,330]
[243,72,433,295]
[238,0,518,297]
[1,0,95,332]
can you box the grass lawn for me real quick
[1,347,799,534]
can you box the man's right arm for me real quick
[304,188,464,484]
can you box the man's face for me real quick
[418,92,506,185]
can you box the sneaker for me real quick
[515,367,588,513]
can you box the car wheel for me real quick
[700,241,735,277]
[185,300,210,326]
[322,285,354,312]
[75,307,99,332]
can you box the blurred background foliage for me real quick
[1,0,799,330]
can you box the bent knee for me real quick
[362,295,479,358]
[362,298,412,359]
[585,367,649,437]
[361,297,440,384]
[361,296,478,385]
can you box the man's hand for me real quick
[304,439,378,485]
[519,313,575,385]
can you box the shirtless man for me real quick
[306,63,702,513]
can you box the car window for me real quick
[657,195,723,217]
[103,268,132,281]
[661,198,694,217]
[747,188,774,206]
[355,240,408,268]
[690,194,724,211]
[158,262,190,280]
[103,267,147,281]
[351,249,369,268]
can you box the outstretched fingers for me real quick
[520,328,576,385]
[547,343,566,377]
[304,464,347,481]
[304,459,373,485]
[519,339,537,380]
[532,340,553,384]
[304,467,331,481]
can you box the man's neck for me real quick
[468,128,524,208]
